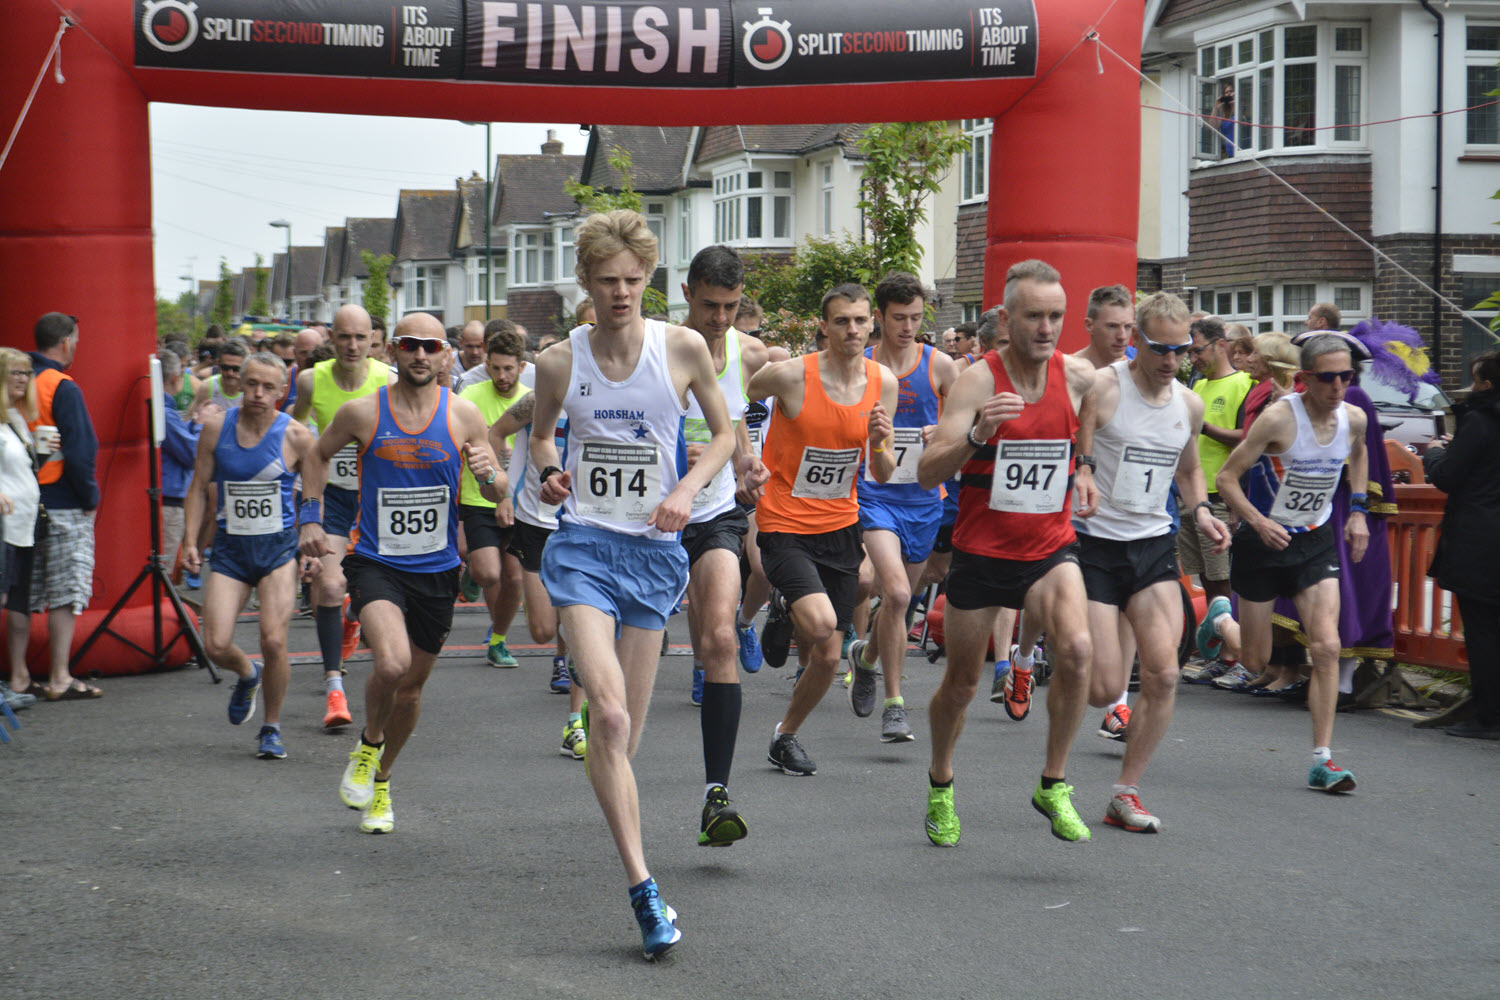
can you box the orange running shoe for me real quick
[323,689,353,729]
[1097,704,1131,741]
[1002,666,1033,721]
[341,596,361,661]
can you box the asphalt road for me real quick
[3,603,1497,1000]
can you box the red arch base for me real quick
[2,601,201,679]
[0,0,1141,677]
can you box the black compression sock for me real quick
[1040,775,1063,790]
[316,605,343,673]
[700,681,741,788]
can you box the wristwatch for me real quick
[1075,453,1097,471]
[965,426,986,449]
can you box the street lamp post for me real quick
[463,121,494,320]
[179,269,195,334]
[269,219,292,320]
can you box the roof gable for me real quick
[393,189,460,263]
[1157,0,1245,28]
[694,124,868,164]
[289,246,321,298]
[493,153,583,227]
[582,125,694,193]
[341,217,395,278]
[322,227,346,286]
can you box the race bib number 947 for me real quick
[988,440,1070,514]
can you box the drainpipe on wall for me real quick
[1417,0,1444,347]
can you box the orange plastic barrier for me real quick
[1385,439,1425,484]
[1388,484,1468,672]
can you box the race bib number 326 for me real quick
[988,440,1070,514]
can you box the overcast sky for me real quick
[149,104,585,300]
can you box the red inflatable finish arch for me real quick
[0,0,1141,675]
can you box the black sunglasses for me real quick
[1304,369,1356,384]
[1139,334,1192,357]
[395,336,446,354]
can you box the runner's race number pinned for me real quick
[377,486,449,556]
[793,446,861,500]
[989,440,1070,513]
[225,481,280,536]
[577,441,662,522]
[866,427,923,485]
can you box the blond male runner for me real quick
[918,259,1100,845]
[530,210,734,960]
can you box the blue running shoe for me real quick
[184,571,202,590]
[549,656,572,693]
[256,725,286,760]
[1196,597,1232,660]
[691,667,705,707]
[736,615,763,673]
[630,879,682,960]
[227,662,261,726]
[1308,759,1356,794]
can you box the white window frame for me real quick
[959,118,991,204]
[511,228,554,287]
[1194,22,1368,163]
[820,162,835,235]
[1194,281,1370,334]
[677,195,693,265]
[465,254,507,305]
[1466,23,1500,151]
[1456,254,1500,331]
[406,263,445,311]
[557,224,576,285]
[713,161,795,248]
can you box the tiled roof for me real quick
[695,124,868,163]
[583,126,693,193]
[289,246,322,298]
[393,189,459,263]
[493,153,583,227]
[1157,0,1241,27]
[322,227,346,286]
[341,218,396,278]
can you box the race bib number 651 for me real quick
[988,440,1070,514]
[792,446,861,500]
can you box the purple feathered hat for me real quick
[1345,318,1442,401]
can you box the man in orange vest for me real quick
[21,312,101,700]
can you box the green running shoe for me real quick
[1031,779,1091,842]
[580,699,590,776]
[926,783,960,847]
[698,784,748,847]
[487,639,519,668]
[360,780,394,834]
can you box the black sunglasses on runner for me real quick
[1304,369,1356,384]
[1138,333,1192,356]
[395,336,446,354]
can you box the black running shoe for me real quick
[768,732,816,776]
[698,784,748,846]
[762,589,793,669]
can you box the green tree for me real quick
[856,122,970,280]
[360,251,395,324]
[156,296,191,340]
[249,252,270,317]
[211,257,234,327]
[564,146,669,316]
[743,235,878,352]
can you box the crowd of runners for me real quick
[134,209,1384,961]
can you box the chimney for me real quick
[541,128,564,155]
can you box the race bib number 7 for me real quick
[988,440,1070,514]
[377,486,449,557]
[866,427,923,485]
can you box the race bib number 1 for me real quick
[792,446,861,500]
[576,441,663,523]
[1271,471,1339,528]
[866,427,923,485]
[329,444,360,490]
[377,486,449,557]
[1110,445,1177,514]
[224,481,280,536]
[988,440,1070,514]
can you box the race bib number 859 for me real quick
[377,486,449,557]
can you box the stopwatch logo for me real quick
[742,7,792,72]
[142,0,200,53]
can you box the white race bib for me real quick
[792,446,861,500]
[576,441,663,523]
[376,486,449,556]
[1271,471,1339,528]
[866,427,923,485]
[692,462,734,511]
[329,444,360,491]
[1110,445,1178,514]
[745,423,764,459]
[988,440,1070,514]
[224,481,281,536]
